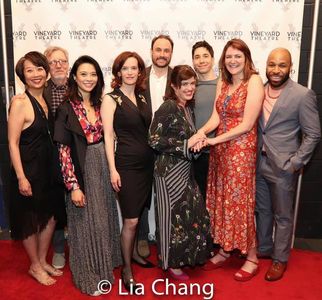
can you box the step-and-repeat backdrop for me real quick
[11,0,304,93]
[10,0,305,236]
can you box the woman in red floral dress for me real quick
[197,39,264,281]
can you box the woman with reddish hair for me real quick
[198,39,264,281]
[101,51,155,292]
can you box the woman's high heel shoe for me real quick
[121,270,139,293]
[132,257,155,268]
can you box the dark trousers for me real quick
[53,191,67,253]
[193,152,210,201]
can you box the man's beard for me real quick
[267,72,289,88]
[152,57,170,68]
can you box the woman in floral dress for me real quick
[198,39,264,281]
[149,65,212,280]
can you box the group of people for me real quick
[7,35,320,296]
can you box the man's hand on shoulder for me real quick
[11,93,27,103]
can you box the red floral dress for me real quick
[58,100,102,191]
[206,81,257,254]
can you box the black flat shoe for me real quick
[132,257,155,268]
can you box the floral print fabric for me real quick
[58,100,102,191]
[149,99,212,269]
[207,81,257,254]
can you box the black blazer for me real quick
[43,79,54,112]
[54,100,87,192]
[143,66,172,113]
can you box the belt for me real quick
[261,151,267,157]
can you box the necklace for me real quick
[82,102,93,114]
[267,85,281,99]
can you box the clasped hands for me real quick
[188,131,213,152]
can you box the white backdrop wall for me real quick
[11,0,305,93]
[11,0,306,238]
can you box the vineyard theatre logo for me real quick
[141,29,170,40]
[287,31,301,42]
[177,28,206,41]
[234,0,262,2]
[287,25,301,48]
[104,28,133,40]
[69,29,98,40]
[272,0,299,3]
[101,65,113,78]
[250,30,280,41]
[140,23,169,40]
[34,30,62,40]
[272,0,299,12]
[234,0,262,11]
[87,0,112,7]
[13,30,27,41]
[51,0,78,3]
[15,0,42,3]
[213,30,243,41]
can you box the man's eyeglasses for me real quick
[49,59,68,66]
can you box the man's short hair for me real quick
[151,34,174,50]
[192,41,214,58]
[44,46,69,61]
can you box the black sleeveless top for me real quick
[9,90,62,240]
[18,90,54,181]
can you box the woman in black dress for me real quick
[101,51,155,291]
[8,51,64,285]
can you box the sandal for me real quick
[28,268,56,286]
[42,264,63,276]
[202,250,230,271]
[234,259,259,282]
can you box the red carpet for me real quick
[0,240,322,300]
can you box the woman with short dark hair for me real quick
[8,51,64,285]
[149,65,213,280]
[54,55,122,296]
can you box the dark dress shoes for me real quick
[121,271,139,293]
[132,257,155,268]
[265,261,287,281]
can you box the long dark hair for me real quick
[165,65,197,107]
[65,55,104,107]
[219,39,257,84]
